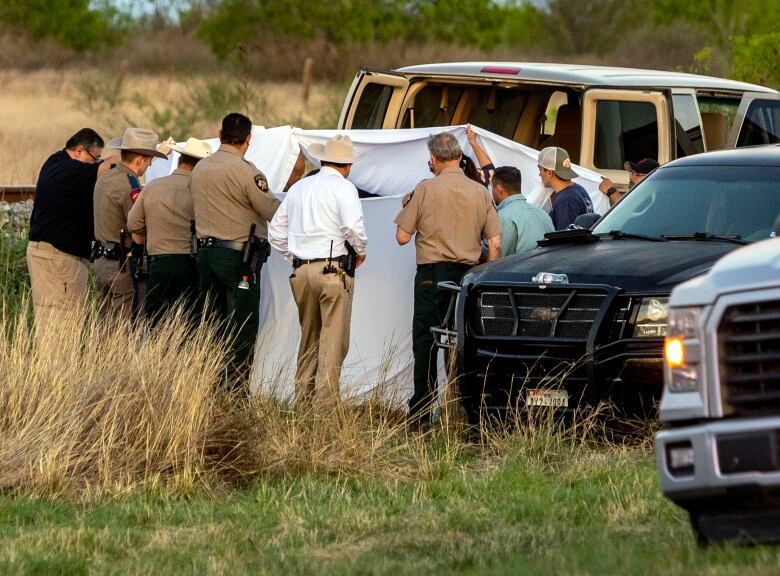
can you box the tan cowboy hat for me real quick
[170,137,213,160]
[108,127,167,159]
[308,134,354,164]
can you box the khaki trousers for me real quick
[94,257,134,320]
[26,241,88,338]
[290,262,354,406]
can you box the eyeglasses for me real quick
[81,147,101,163]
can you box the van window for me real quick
[594,100,658,170]
[401,83,526,139]
[737,100,780,147]
[543,92,569,136]
[672,94,704,156]
[697,96,740,150]
[402,85,465,128]
[463,87,526,139]
[352,84,394,129]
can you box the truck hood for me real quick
[671,238,780,306]
[465,238,737,293]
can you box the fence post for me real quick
[302,57,313,104]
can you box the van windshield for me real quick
[592,165,780,243]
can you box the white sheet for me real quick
[146,125,606,403]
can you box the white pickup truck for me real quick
[656,231,780,544]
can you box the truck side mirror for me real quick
[574,213,601,230]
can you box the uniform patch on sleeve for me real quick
[254,174,269,193]
[130,186,142,204]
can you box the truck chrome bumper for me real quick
[656,416,780,502]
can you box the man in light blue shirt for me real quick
[491,166,554,257]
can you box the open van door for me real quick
[338,68,409,130]
[581,89,672,188]
[727,92,780,148]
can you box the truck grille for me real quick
[719,299,780,416]
[471,287,607,340]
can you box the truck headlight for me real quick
[633,297,669,337]
[664,306,703,393]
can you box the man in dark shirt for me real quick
[538,146,593,230]
[27,128,111,336]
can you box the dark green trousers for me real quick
[409,262,471,420]
[145,254,199,326]
[197,246,260,383]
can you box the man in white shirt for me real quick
[268,135,368,408]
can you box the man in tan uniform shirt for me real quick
[189,113,280,386]
[127,138,213,325]
[395,132,502,428]
[93,128,167,319]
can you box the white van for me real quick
[338,62,780,188]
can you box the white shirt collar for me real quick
[320,165,344,178]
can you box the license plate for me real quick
[526,389,569,407]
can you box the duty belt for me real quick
[197,237,244,251]
[292,257,330,269]
[417,261,473,272]
[92,240,122,261]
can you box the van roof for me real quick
[395,62,777,93]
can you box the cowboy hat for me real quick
[108,127,167,159]
[308,134,354,164]
[170,137,213,160]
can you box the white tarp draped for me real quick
[145,125,606,403]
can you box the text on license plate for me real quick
[526,389,569,407]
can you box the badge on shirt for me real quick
[254,174,269,193]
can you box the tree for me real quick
[0,0,130,52]
[730,33,780,88]
[652,0,780,48]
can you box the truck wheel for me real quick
[688,510,710,547]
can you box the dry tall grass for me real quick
[0,293,617,500]
[0,300,442,497]
[0,69,343,184]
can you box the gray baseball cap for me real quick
[538,146,578,180]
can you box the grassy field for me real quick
[4,69,780,575]
[3,442,780,575]
[0,69,343,184]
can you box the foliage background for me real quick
[0,0,779,87]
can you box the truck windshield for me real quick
[593,165,780,243]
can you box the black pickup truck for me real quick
[436,145,780,422]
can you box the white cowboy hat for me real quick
[170,137,213,160]
[308,134,354,164]
[108,127,167,159]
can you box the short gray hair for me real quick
[427,132,462,162]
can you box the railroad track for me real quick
[0,186,36,202]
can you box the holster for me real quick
[340,241,359,277]
[244,237,271,275]
[130,242,149,281]
[89,240,104,263]
[190,220,198,257]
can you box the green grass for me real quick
[3,219,779,574]
[2,443,779,576]
[0,229,30,314]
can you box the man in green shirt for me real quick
[491,166,554,257]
